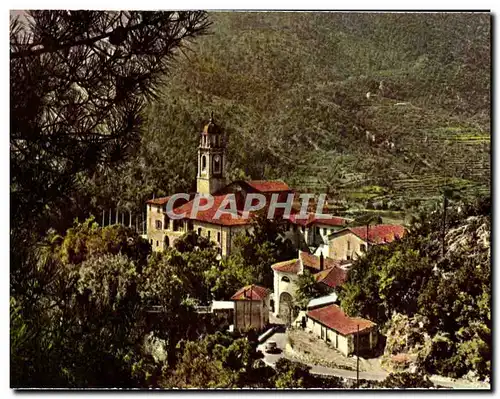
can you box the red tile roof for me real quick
[245,180,291,192]
[271,259,300,273]
[146,196,171,206]
[145,180,293,226]
[288,212,350,227]
[312,216,350,227]
[314,266,348,289]
[172,192,251,227]
[307,304,376,335]
[271,253,342,275]
[300,252,339,272]
[334,224,405,245]
[231,284,270,301]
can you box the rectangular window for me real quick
[157,206,160,213]
[208,231,211,240]
[323,228,327,235]
[156,240,159,247]
[347,241,351,250]
[360,244,366,252]
[217,232,221,243]
[173,220,181,232]
[197,227,202,236]
[155,220,162,230]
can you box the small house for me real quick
[271,251,348,320]
[231,285,270,332]
[327,224,405,261]
[306,304,378,357]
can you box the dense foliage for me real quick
[10,11,491,388]
[339,196,491,381]
[206,212,296,297]
[82,12,490,217]
[294,270,329,309]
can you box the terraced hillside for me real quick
[86,12,490,214]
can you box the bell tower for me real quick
[196,113,227,195]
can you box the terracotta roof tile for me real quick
[300,252,339,272]
[288,212,350,227]
[171,192,251,227]
[345,224,405,244]
[245,180,290,192]
[231,284,270,301]
[271,259,300,273]
[307,304,376,335]
[146,196,171,206]
[314,266,348,289]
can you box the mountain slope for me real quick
[89,12,491,213]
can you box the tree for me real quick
[273,358,312,388]
[11,250,150,388]
[228,211,296,289]
[163,332,268,388]
[10,12,210,386]
[294,269,328,309]
[379,372,435,389]
[10,10,209,238]
[204,254,254,300]
[339,197,491,381]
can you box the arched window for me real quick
[281,276,290,283]
[155,220,162,230]
[213,155,221,173]
[201,155,207,171]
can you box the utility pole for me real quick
[356,324,360,388]
[366,223,369,251]
[442,195,448,257]
[249,287,253,330]
[102,209,105,227]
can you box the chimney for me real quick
[320,252,324,271]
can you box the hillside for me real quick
[339,196,491,381]
[86,12,490,215]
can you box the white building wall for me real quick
[273,270,300,316]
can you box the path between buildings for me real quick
[257,328,490,390]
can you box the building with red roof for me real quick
[144,115,350,256]
[231,285,271,332]
[306,304,378,356]
[327,224,405,261]
[271,250,350,320]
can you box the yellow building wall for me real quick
[146,204,169,251]
[234,300,268,332]
[328,231,367,261]
[146,204,249,256]
[306,317,351,356]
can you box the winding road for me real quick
[257,326,490,390]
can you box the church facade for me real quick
[145,115,351,256]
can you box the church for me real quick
[145,115,349,256]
